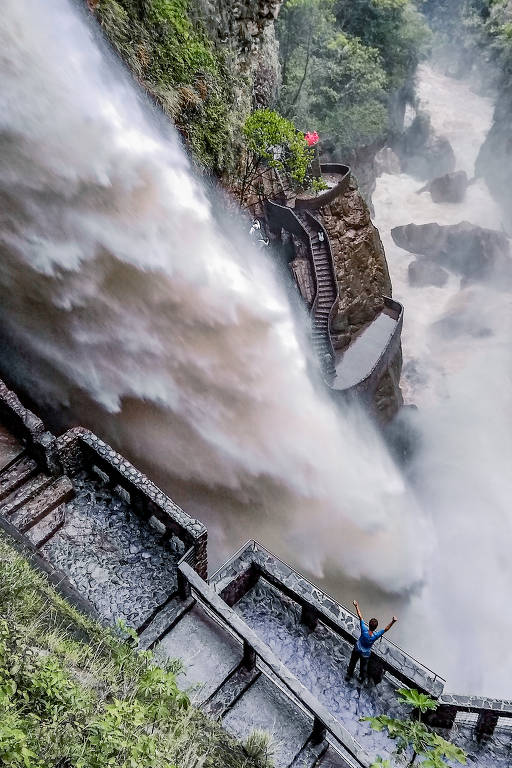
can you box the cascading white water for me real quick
[374,64,512,697]
[2,0,510,698]
[0,0,427,598]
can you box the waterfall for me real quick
[374,64,512,697]
[0,0,425,599]
[2,0,510,698]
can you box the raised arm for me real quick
[353,600,363,621]
[384,616,398,633]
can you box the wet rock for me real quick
[391,221,510,280]
[374,147,401,176]
[408,258,449,288]
[317,177,402,420]
[427,170,468,203]
[399,112,456,181]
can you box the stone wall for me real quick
[0,379,59,474]
[191,0,282,107]
[316,178,403,420]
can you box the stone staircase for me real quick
[0,452,73,548]
[146,564,367,768]
[295,210,337,378]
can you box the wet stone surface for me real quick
[234,580,511,765]
[42,472,181,628]
[0,423,23,471]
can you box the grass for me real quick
[0,532,265,768]
[91,0,246,175]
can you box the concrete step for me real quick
[203,663,260,720]
[138,594,195,649]
[0,454,39,501]
[0,472,55,517]
[289,737,328,768]
[9,476,74,533]
[25,503,66,548]
[155,603,242,706]
[221,673,312,768]
[317,746,355,768]
[0,425,24,472]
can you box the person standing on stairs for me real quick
[318,229,324,243]
[345,600,397,683]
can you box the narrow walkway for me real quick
[333,307,398,391]
[267,169,403,399]
[295,210,337,377]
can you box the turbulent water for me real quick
[0,0,426,595]
[374,65,512,697]
[1,0,511,698]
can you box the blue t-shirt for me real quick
[356,619,385,657]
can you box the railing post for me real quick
[300,604,319,631]
[177,567,191,600]
[311,716,327,745]
[243,639,256,670]
[475,711,499,742]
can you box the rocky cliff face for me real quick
[191,0,282,106]
[476,1,512,218]
[318,179,403,420]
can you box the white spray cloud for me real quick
[0,0,427,595]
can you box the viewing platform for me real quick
[0,377,510,767]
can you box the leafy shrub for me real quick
[364,687,467,767]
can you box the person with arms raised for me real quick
[345,600,397,683]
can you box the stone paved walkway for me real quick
[42,472,181,627]
[234,579,510,766]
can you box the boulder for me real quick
[399,112,456,181]
[428,170,468,203]
[374,147,401,177]
[408,259,449,288]
[391,221,510,280]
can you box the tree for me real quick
[276,0,430,154]
[236,109,315,204]
[363,687,467,767]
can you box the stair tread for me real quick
[0,472,54,517]
[0,454,39,501]
[204,663,260,720]
[290,738,328,768]
[221,673,312,768]
[138,594,195,650]
[9,476,74,533]
[25,504,66,548]
[155,603,242,706]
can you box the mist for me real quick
[0,0,427,599]
[374,62,512,697]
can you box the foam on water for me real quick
[374,64,512,697]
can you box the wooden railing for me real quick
[297,210,338,375]
[179,561,370,768]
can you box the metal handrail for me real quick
[180,561,370,768]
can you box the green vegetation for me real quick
[0,533,263,768]
[276,0,431,153]
[236,108,316,202]
[92,0,241,173]
[243,728,275,767]
[418,0,511,77]
[364,687,467,767]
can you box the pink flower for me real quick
[304,131,319,147]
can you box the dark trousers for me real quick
[346,647,369,681]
